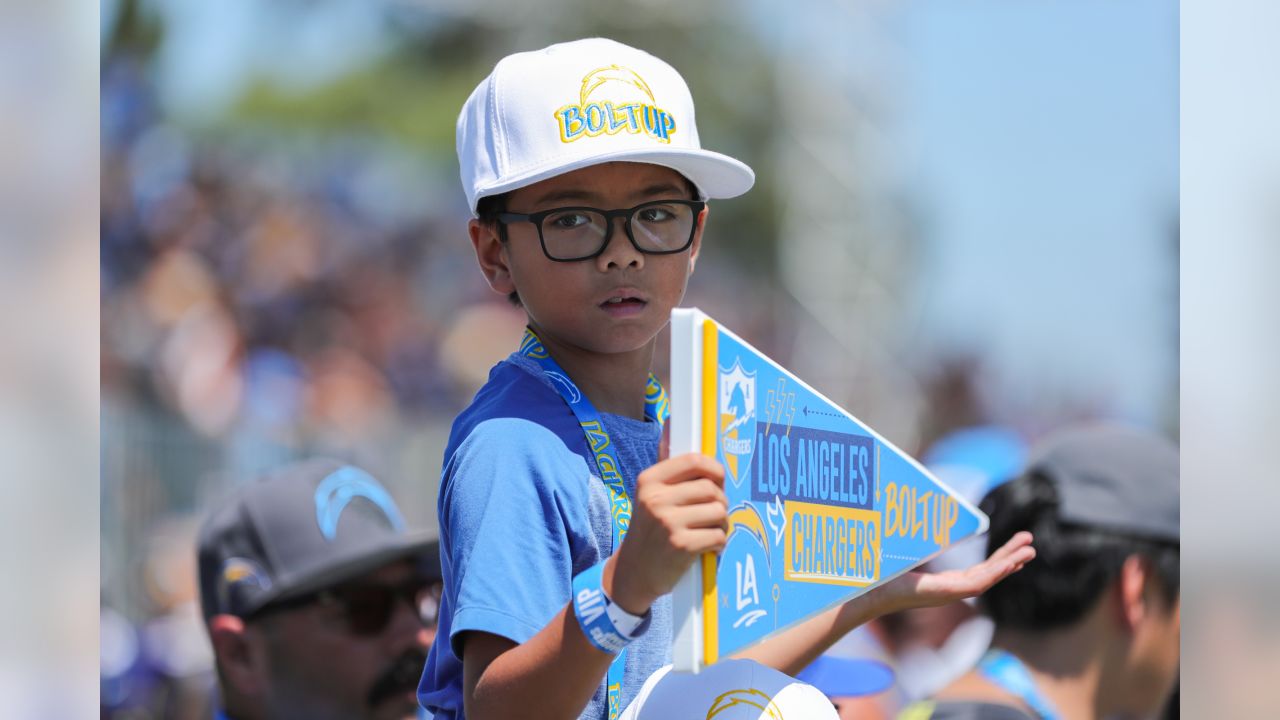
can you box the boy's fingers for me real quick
[913,533,1037,601]
[659,419,670,462]
[664,478,727,508]
[649,452,724,486]
[678,527,728,554]
[986,531,1034,565]
[1006,546,1036,571]
[1002,531,1034,554]
[999,537,1035,570]
[965,535,1036,588]
[671,503,730,529]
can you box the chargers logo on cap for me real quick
[217,557,272,615]
[314,466,406,541]
[555,65,677,144]
[706,688,785,719]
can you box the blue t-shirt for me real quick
[418,354,672,720]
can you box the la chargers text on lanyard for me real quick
[519,328,669,719]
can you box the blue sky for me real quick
[102,0,388,116]
[894,0,1178,423]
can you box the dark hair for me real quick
[979,471,1179,631]
[475,191,510,223]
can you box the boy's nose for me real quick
[595,215,644,270]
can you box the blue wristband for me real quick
[571,562,650,654]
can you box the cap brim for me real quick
[473,147,755,213]
[247,531,440,614]
[795,656,896,698]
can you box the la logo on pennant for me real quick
[718,358,756,489]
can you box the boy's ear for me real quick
[688,204,709,273]
[470,218,517,297]
[208,614,269,698]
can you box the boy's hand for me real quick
[730,530,1034,675]
[863,531,1036,615]
[605,422,728,615]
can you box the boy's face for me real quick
[471,161,706,356]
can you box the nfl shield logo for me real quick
[718,358,757,489]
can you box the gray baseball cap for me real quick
[1026,423,1179,542]
[197,458,440,623]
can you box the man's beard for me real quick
[366,647,429,710]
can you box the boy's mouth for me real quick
[599,291,648,316]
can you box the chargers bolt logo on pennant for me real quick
[719,358,757,489]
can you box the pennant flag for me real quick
[668,309,989,672]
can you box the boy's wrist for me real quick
[573,560,653,655]
[602,555,655,616]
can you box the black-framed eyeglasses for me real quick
[247,577,442,637]
[496,199,706,262]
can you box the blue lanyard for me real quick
[978,649,1062,720]
[518,328,669,720]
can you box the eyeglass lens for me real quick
[540,202,696,260]
[332,578,440,635]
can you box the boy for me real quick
[418,38,1035,720]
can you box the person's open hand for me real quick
[866,531,1035,614]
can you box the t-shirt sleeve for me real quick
[440,416,592,658]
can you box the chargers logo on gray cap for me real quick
[217,557,272,615]
[314,466,406,540]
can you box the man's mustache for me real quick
[367,648,428,707]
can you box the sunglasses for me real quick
[249,576,442,637]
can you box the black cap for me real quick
[1027,423,1179,543]
[197,458,440,623]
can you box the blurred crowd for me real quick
[99,53,524,718]
[100,52,526,441]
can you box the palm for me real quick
[879,531,1035,611]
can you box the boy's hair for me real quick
[978,470,1179,631]
[475,192,509,221]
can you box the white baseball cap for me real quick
[619,659,839,720]
[457,37,756,215]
